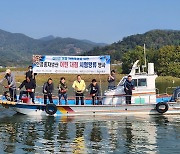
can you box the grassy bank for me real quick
[155,76,180,83]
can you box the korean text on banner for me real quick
[32,55,110,74]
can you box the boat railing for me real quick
[0,85,171,105]
[34,94,156,105]
[166,87,176,95]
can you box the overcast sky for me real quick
[0,0,180,43]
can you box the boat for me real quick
[0,60,179,116]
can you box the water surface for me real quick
[0,107,180,153]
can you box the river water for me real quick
[0,107,180,154]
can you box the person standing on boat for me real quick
[87,79,100,105]
[0,69,17,101]
[124,75,134,104]
[72,75,86,105]
[107,70,116,90]
[58,77,68,105]
[25,66,37,81]
[43,78,54,104]
[18,76,36,103]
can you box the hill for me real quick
[0,29,107,66]
[85,29,180,62]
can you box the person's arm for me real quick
[131,82,135,90]
[97,84,100,95]
[52,83,54,91]
[18,81,25,89]
[86,84,91,92]
[124,81,128,90]
[9,74,16,87]
[57,84,60,89]
[107,75,111,82]
[50,83,54,94]
[32,80,36,89]
[72,81,76,89]
[110,75,115,80]
[43,83,47,93]
[65,83,68,90]
[108,74,115,82]
[82,80,86,92]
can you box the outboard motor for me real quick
[170,87,180,102]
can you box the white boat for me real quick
[0,60,179,116]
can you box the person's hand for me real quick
[44,90,47,93]
[85,89,88,92]
[108,75,111,80]
[5,85,10,88]
[32,89,34,92]
[126,88,128,90]
[61,89,67,93]
[92,94,95,96]
[17,88,20,91]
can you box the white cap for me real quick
[6,69,11,74]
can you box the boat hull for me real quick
[5,102,180,116]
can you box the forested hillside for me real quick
[85,30,180,59]
[85,30,180,77]
[0,29,106,66]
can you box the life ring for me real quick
[156,102,169,114]
[45,104,57,115]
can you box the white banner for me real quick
[32,55,110,74]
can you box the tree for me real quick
[121,45,180,77]
[156,46,180,77]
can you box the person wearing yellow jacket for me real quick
[72,75,86,105]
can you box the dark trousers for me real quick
[9,88,17,101]
[19,91,35,103]
[92,95,100,105]
[58,93,68,105]
[75,93,84,105]
[125,90,132,104]
[44,93,53,104]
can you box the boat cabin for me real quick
[103,60,157,105]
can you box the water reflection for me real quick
[124,118,134,153]
[0,113,180,153]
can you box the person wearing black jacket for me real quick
[18,77,36,103]
[25,66,37,81]
[87,79,100,105]
[124,75,135,104]
[43,78,54,104]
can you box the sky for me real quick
[0,0,180,43]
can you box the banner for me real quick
[32,55,110,74]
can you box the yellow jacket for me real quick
[72,80,86,92]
